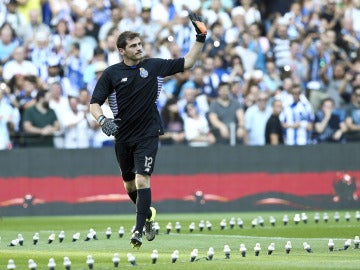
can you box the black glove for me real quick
[189,11,207,43]
[97,115,120,136]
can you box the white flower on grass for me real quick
[151,249,159,264]
[190,248,198,262]
[267,243,275,255]
[240,243,247,257]
[48,258,56,270]
[28,259,37,270]
[7,259,16,270]
[112,253,120,267]
[328,239,335,251]
[207,247,214,260]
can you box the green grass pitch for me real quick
[0,210,359,269]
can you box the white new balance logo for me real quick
[121,77,128,82]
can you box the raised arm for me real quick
[184,12,207,70]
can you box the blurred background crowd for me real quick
[0,0,360,149]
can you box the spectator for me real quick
[0,86,17,150]
[340,16,360,63]
[225,7,246,45]
[265,98,284,145]
[67,21,98,62]
[0,0,25,37]
[65,42,87,95]
[86,61,108,96]
[203,21,227,59]
[275,76,309,108]
[320,0,342,32]
[160,97,185,145]
[182,65,207,96]
[263,58,282,96]
[151,0,177,29]
[92,1,111,27]
[344,87,360,142]
[0,23,20,66]
[280,84,314,145]
[80,7,101,42]
[177,86,209,120]
[344,0,360,33]
[303,32,333,111]
[51,19,72,60]
[287,39,309,86]
[118,2,142,33]
[77,88,91,112]
[103,29,121,66]
[325,61,353,109]
[30,30,54,81]
[2,46,38,82]
[208,82,245,144]
[231,31,258,72]
[202,56,221,100]
[161,69,191,99]
[230,80,246,107]
[16,0,42,24]
[171,10,195,57]
[283,1,305,40]
[22,8,51,50]
[244,91,272,145]
[266,15,291,69]
[91,99,114,148]
[63,96,93,149]
[16,75,38,119]
[44,57,74,97]
[83,46,107,85]
[227,54,245,85]
[48,0,74,32]
[22,89,60,147]
[202,0,232,30]
[313,97,346,143]
[98,7,123,48]
[231,0,261,26]
[247,22,269,72]
[138,6,161,44]
[184,102,216,147]
[48,81,71,148]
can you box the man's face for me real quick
[354,90,360,105]
[218,85,230,100]
[121,37,143,62]
[292,88,301,101]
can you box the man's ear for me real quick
[118,48,124,55]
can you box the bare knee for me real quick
[135,174,150,189]
[123,180,136,193]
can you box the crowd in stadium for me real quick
[0,0,360,149]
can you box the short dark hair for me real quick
[320,97,334,107]
[353,86,360,95]
[36,89,47,102]
[116,31,140,49]
[218,81,230,89]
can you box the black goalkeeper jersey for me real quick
[90,57,185,142]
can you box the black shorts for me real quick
[115,136,159,181]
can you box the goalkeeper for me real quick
[89,11,207,249]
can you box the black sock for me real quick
[128,190,137,204]
[135,188,151,234]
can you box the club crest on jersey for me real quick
[139,67,148,78]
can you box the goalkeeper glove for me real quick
[189,11,207,43]
[97,115,120,136]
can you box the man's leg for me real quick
[134,174,151,233]
[124,180,137,204]
[129,174,151,248]
[124,179,153,219]
[130,136,159,247]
